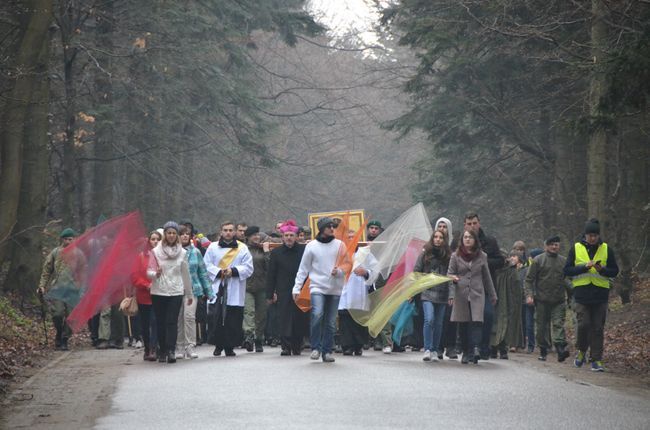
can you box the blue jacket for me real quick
[184,245,214,298]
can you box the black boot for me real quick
[243,335,254,352]
[556,344,570,362]
[489,346,498,359]
[53,317,64,350]
[167,350,177,363]
[499,345,508,359]
[538,347,547,361]
[254,340,264,353]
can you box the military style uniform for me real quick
[524,251,572,359]
[38,245,86,349]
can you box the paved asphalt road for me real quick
[91,345,650,430]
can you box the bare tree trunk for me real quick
[59,3,78,228]
[0,0,52,265]
[6,22,51,293]
[586,0,609,231]
[91,2,114,223]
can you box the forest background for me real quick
[1,0,649,306]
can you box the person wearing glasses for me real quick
[292,217,350,363]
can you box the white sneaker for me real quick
[135,340,143,349]
[423,350,432,361]
[431,350,440,362]
[382,346,392,354]
[175,351,185,359]
[185,345,198,359]
[310,350,321,360]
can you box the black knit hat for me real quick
[545,235,561,245]
[244,226,260,237]
[584,218,600,235]
[317,217,335,232]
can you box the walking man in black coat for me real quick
[266,220,309,356]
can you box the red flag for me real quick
[65,212,148,332]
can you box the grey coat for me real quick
[448,251,497,322]
[413,252,450,303]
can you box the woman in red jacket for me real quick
[132,230,162,361]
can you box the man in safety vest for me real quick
[564,218,619,372]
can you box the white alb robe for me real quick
[203,241,254,307]
[338,247,378,311]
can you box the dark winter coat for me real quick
[478,228,505,281]
[266,243,307,337]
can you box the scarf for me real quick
[458,244,477,262]
[159,241,182,260]
[218,239,238,248]
[316,234,335,244]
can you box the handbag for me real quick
[119,296,139,316]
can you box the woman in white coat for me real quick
[149,221,193,363]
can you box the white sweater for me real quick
[292,238,346,296]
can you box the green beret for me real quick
[367,219,382,228]
[60,228,77,238]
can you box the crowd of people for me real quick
[37,211,619,372]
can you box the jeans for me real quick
[138,304,156,352]
[310,293,340,355]
[422,301,446,352]
[524,304,535,349]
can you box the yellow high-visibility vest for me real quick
[571,242,610,289]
